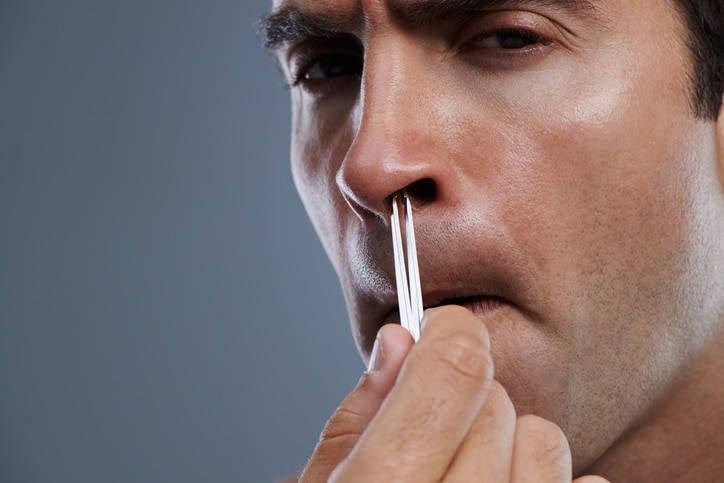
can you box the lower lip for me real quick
[457,296,507,317]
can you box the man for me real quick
[260,0,724,480]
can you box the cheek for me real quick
[489,110,719,469]
[490,22,698,319]
[290,94,355,273]
[508,74,700,339]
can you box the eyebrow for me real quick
[258,8,357,52]
[258,0,598,52]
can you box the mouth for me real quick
[425,295,509,318]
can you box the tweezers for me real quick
[391,192,423,341]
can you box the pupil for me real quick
[321,57,345,77]
[498,34,528,49]
[319,55,362,78]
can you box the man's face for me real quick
[270,0,724,471]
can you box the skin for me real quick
[267,0,724,480]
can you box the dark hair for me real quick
[673,0,724,119]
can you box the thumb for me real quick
[299,324,414,482]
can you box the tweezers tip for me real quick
[391,189,423,341]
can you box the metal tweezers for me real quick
[391,192,423,341]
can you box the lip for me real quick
[350,215,537,356]
[361,243,538,358]
[363,275,530,359]
[380,292,511,329]
[426,295,508,318]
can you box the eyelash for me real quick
[287,38,363,89]
[462,27,552,52]
[289,51,363,88]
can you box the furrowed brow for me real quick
[257,8,355,53]
[257,0,601,53]
[389,0,598,25]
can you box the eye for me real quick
[299,53,363,82]
[287,36,364,95]
[464,28,551,52]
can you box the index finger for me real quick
[331,305,493,482]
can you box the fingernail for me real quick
[366,334,384,373]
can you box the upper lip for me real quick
[348,211,537,352]
[415,253,528,311]
[375,273,523,330]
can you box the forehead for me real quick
[273,0,610,24]
[266,0,618,49]
[271,0,605,17]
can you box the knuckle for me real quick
[486,380,517,417]
[516,415,572,480]
[428,331,492,384]
[517,414,570,459]
[319,407,366,442]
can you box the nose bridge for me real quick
[362,36,422,130]
[338,34,451,219]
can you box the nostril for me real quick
[405,178,437,204]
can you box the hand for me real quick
[299,306,608,482]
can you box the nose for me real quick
[336,36,461,221]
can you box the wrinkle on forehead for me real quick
[264,0,606,53]
[272,0,599,19]
[387,0,598,25]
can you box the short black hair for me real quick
[673,0,724,119]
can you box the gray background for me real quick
[0,1,362,481]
